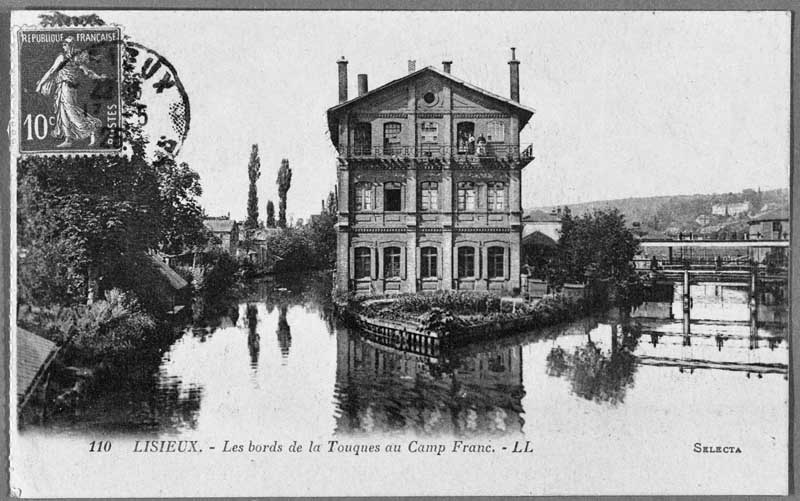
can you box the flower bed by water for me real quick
[338,291,587,344]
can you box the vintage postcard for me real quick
[6,9,792,497]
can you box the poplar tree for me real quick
[276,158,292,228]
[266,200,275,228]
[245,144,261,230]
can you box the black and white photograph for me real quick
[6,7,793,497]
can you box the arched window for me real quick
[487,246,505,279]
[383,247,402,278]
[354,247,371,279]
[354,182,373,211]
[353,122,372,155]
[487,121,505,142]
[458,247,476,278]
[487,182,506,211]
[384,182,402,212]
[457,182,476,211]
[420,181,438,211]
[383,122,402,155]
[420,247,438,278]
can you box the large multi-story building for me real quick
[327,50,535,294]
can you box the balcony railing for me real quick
[339,144,534,160]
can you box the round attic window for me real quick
[423,92,436,104]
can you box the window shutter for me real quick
[436,247,442,279]
[504,246,510,280]
[349,248,355,279]
[370,247,378,280]
[401,247,407,280]
[477,246,483,279]
[416,247,421,279]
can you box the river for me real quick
[13,272,789,495]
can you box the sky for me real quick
[13,10,791,221]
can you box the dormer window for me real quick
[487,121,505,142]
[420,122,438,143]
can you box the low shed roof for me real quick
[148,254,189,291]
[17,327,58,401]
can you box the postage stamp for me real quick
[16,26,122,154]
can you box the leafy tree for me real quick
[276,158,292,228]
[153,154,208,255]
[17,12,207,308]
[245,144,261,230]
[550,207,639,287]
[266,200,275,228]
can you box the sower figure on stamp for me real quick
[35,36,108,147]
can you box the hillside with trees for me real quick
[530,188,789,236]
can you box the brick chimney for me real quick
[357,74,368,96]
[408,60,416,73]
[337,56,348,103]
[508,47,520,102]
[442,60,452,74]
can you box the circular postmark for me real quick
[126,42,191,160]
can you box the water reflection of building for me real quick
[334,327,524,436]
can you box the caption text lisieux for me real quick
[88,439,535,455]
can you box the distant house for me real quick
[203,216,239,254]
[522,209,561,243]
[244,228,281,266]
[695,214,712,226]
[748,209,790,240]
[711,201,750,217]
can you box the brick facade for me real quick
[327,56,535,295]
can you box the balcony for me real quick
[338,144,534,161]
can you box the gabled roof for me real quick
[327,66,536,142]
[204,218,237,233]
[522,209,560,223]
[522,231,558,248]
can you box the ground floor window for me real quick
[420,247,438,278]
[354,247,371,278]
[487,246,505,279]
[383,246,402,278]
[458,247,476,278]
